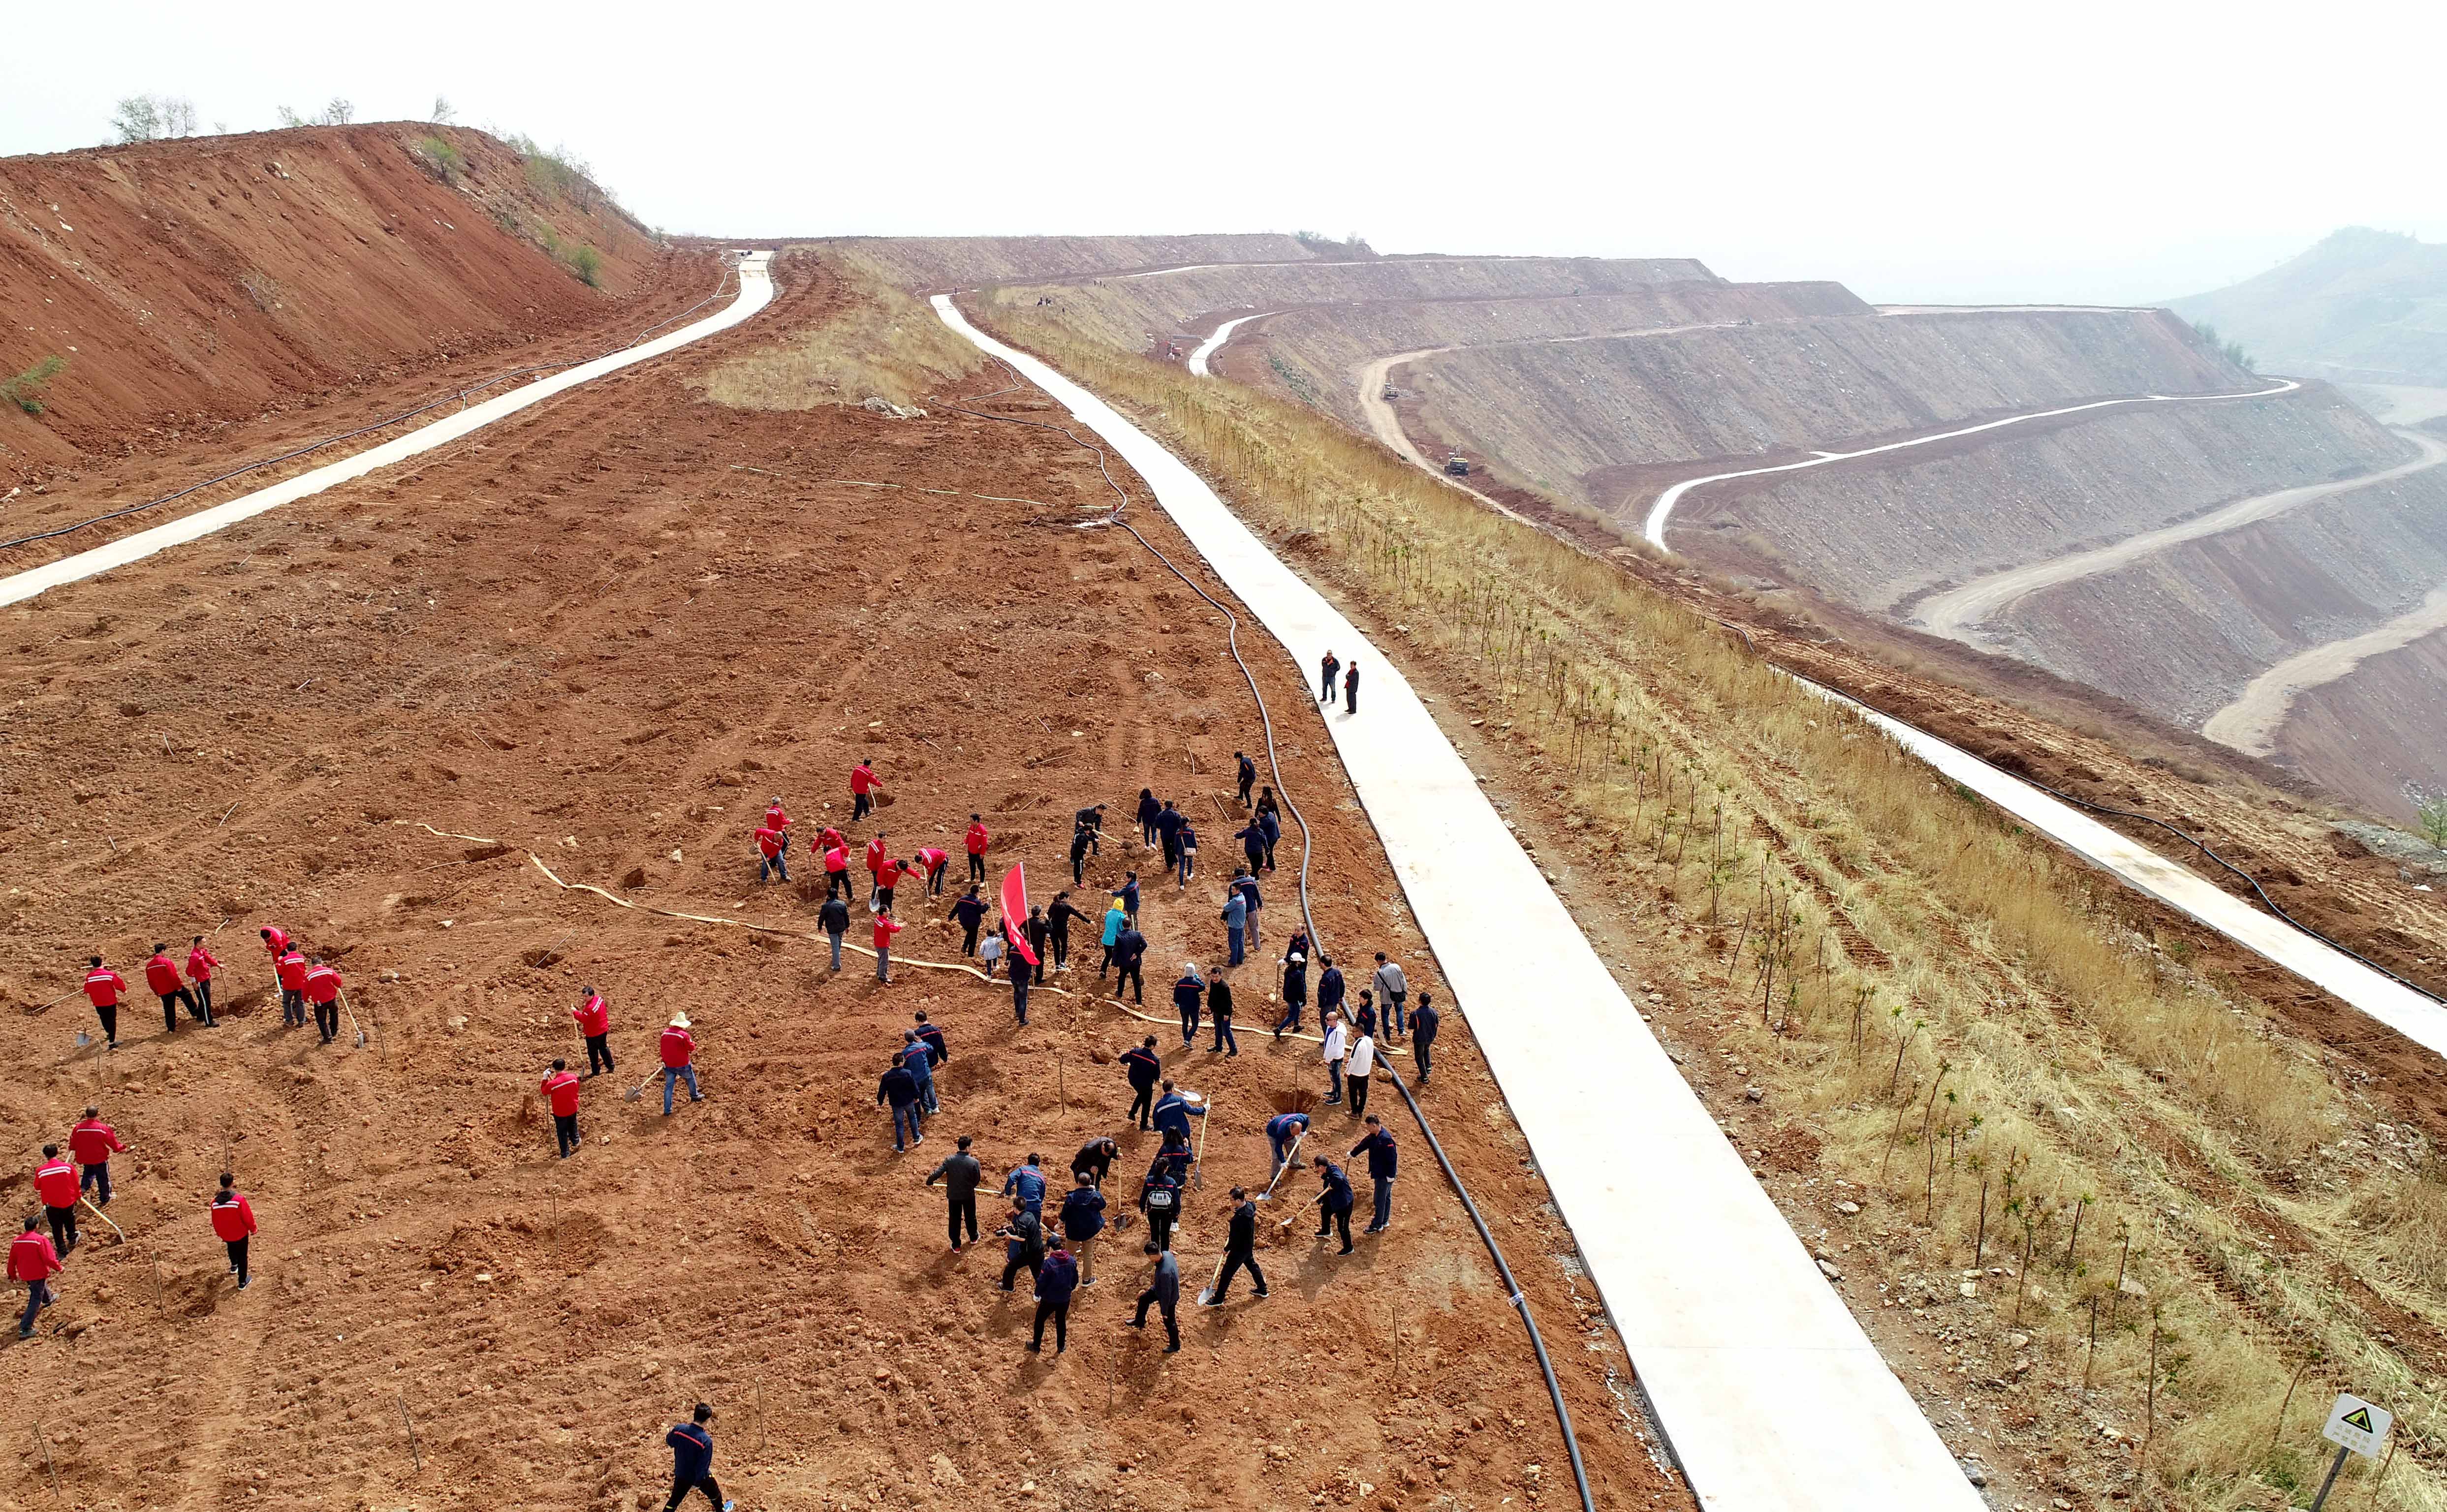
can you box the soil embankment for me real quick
[0,125,667,472]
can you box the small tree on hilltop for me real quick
[432,95,456,125]
[111,94,198,144]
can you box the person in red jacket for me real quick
[915,845,950,897]
[81,955,128,1049]
[145,942,209,1031]
[572,987,614,1077]
[965,814,991,885]
[875,855,907,913]
[186,935,223,1022]
[659,1014,702,1116]
[259,924,291,970]
[753,823,791,884]
[874,910,905,984]
[10,1215,61,1339]
[34,1144,78,1255]
[763,797,791,833]
[275,945,310,1029]
[822,841,853,903]
[864,833,889,903]
[69,1106,125,1207]
[540,1058,584,1157]
[211,1173,256,1289]
[849,760,883,823]
[303,957,345,1044]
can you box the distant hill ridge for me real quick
[2172,227,2447,385]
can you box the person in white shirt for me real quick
[1320,1014,1348,1105]
[1344,1032,1377,1118]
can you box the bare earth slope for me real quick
[817,234,1321,291]
[0,125,665,471]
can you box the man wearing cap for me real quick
[659,1015,703,1115]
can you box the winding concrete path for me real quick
[935,294,1987,1512]
[1917,428,2447,646]
[1640,378,2302,551]
[1186,310,1275,376]
[0,253,775,610]
[2203,584,2447,755]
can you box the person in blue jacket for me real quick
[1316,955,1345,1022]
[1173,962,1206,1045]
[662,1403,734,1512]
[1059,1170,1107,1286]
[1352,1114,1399,1234]
[1266,1110,1310,1177]
[1030,1242,1079,1355]
[1151,1082,1205,1143]
[1220,890,1247,967]
[1002,1152,1048,1220]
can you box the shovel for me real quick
[1256,1131,1305,1202]
[622,1067,660,1103]
[78,1195,125,1244]
[338,988,368,1049]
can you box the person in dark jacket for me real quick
[661,1403,734,1512]
[1009,940,1034,1026]
[1257,805,1281,870]
[1310,1156,1355,1253]
[1411,991,1441,1080]
[878,1061,923,1152]
[1155,801,1185,873]
[1026,907,1051,975]
[1266,1110,1310,1178]
[924,1134,983,1250]
[1316,955,1345,1021]
[1112,924,1148,1005]
[1136,788,1162,848]
[1120,870,1142,924]
[1137,1162,1183,1254]
[1175,821,1198,888]
[899,1030,939,1114]
[1047,891,1086,972]
[997,1199,1045,1291]
[1208,971,1237,1056]
[1343,659,1359,713]
[1071,1136,1119,1190]
[950,887,988,957]
[1318,649,1340,703]
[820,894,851,970]
[1059,1170,1107,1286]
[1275,953,1308,1037]
[1353,1115,1399,1233]
[1074,803,1105,856]
[1001,1152,1048,1220]
[1151,1082,1206,1145]
[1121,1036,1162,1129]
[1030,1243,1079,1354]
[1235,821,1266,875]
[1130,1248,1183,1351]
[1172,964,1205,1046]
[1153,1127,1195,1186]
[1235,751,1257,807]
[1202,1187,1269,1304]
[1236,872,1263,952]
[914,1012,949,1069]
[1069,825,1093,886]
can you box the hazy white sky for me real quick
[9,0,2443,304]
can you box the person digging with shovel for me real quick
[1200,1186,1267,1305]
[657,1015,703,1115]
[304,957,344,1045]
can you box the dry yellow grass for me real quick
[968,288,2447,1511]
[698,247,980,411]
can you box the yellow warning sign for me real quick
[2343,1407,2375,1433]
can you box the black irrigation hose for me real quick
[1708,616,2447,1008]
[939,357,1604,1512]
[0,260,739,555]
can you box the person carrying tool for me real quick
[1309,1155,1355,1253]
[1372,953,1409,1040]
[875,854,907,914]
[873,909,904,984]
[820,893,851,970]
[1412,991,1441,1080]
[1151,1082,1206,1146]
[964,814,990,884]
[661,1403,735,1512]
[1318,649,1340,703]
[540,1059,583,1158]
[1209,970,1237,1056]
[823,839,855,903]
[276,943,311,1029]
[1266,1110,1310,1177]
[659,1015,704,1115]
[1047,891,1085,973]
[1343,659,1360,714]
[211,1173,257,1288]
[900,1030,940,1114]
[915,844,950,897]
[951,887,988,958]
[1074,803,1105,855]
[1320,1013,1348,1105]
[304,956,345,1045]
[572,987,615,1076]
[1345,1028,1377,1119]
[1275,953,1308,1038]
[878,1057,923,1152]
[1155,800,1185,875]
[1137,1160,1183,1255]
[1353,1114,1398,1233]
[1129,1247,1182,1351]
[1112,921,1148,1005]
[69,1107,125,1206]
[864,832,890,903]
[10,1215,61,1339]
[81,955,128,1049]
[1201,1187,1268,1304]
[1135,789,1161,848]
[925,1133,982,1250]
[753,821,790,884]
[146,943,209,1030]
[1173,963,1206,1046]
[1235,751,1256,808]
[1059,1171,1107,1287]
[849,759,883,824]
[185,935,222,1021]
[1030,1240,1079,1354]
[764,797,791,834]
[996,1197,1044,1292]
[35,1145,78,1255]
[1121,1036,1162,1130]
[1071,1136,1119,1191]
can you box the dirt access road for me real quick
[0,255,1678,1511]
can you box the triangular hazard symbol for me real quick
[2344,1407,2375,1432]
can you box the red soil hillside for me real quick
[0,124,668,469]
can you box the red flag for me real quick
[1000,862,1040,967]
